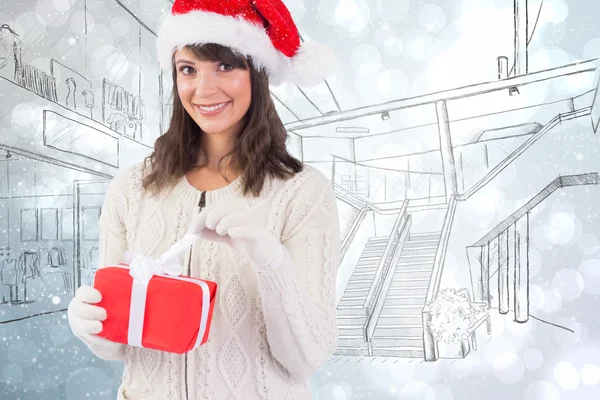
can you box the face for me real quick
[174,47,252,139]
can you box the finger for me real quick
[75,286,102,304]
[205,201,243,230]
[227,224,262,240]
[201,229,233,247]
[71,301,107,321]
[186,207,210,236]
[83,333,118,347]
[214,212,250,235]
[78,319,103,335]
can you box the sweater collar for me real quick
[174,173,245,207]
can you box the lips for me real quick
[196,101,229,111]
[194,101,231,116]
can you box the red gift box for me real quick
[93,263,217,354]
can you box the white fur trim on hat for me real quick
[284,40,336,87]
[157,11,288,83]
[156,10,336,87]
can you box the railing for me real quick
[364,213,412,344]
[362,199,409,338]
[422,194,458,361]
[471,172,600,247]
[333,181,404,215]
[340,206,369,262]
[469,172,600,323]
[458,107,591,200]
[332,154,445,204]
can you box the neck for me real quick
[197,133,239,174]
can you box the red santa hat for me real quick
[156,0,336,87]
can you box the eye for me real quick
[179,65,195,75]
[218,63,234,71]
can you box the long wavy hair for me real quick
[142,43,303,197]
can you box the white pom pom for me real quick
[284,41,336,87]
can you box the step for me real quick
[336,306,366,317]
[357,260,382,268]
[340,293,368,301]
[384,295,427,307]
[392,269,433,280]
[345,280,373,291]
[352,269,378,277]
[355,264,379,271]
[336,337,368,348]
[371,347,424,358]
[364,241,386,247]
[387,286,428,296]
[338,324,366,336]
[333,345,370,356]
[402,245,439,256]
[370,335,424,348]
[338,297,366,307]
[374,325,423,337]
[381,304,423,314]
[346,277,373,284]
[390,276,431,283]
[409,232,441,241]
[352,265,379,273]
[364,245,387,253]
[398,254,436,263]
[396,260,435,268]
[367,237,389,245]
[357,255,383,263]
[361,248,386,256]
[376,314,423,326]
[337,313,367,321]
[342,286,371,293]
[389,278,431,289]
[404,239,439,247]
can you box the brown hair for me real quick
[142,43,303,197]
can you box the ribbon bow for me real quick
[123,233,201,283]
[124,253,182,283]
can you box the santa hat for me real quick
[156,0,336,87]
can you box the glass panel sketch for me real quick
[60,207,73,241]
[40,208,58,241]
[81,206,100,241]
[19,208,37,242]
[1,0,599,399]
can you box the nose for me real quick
[194,69,218,96]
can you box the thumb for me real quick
[186,208,209,236]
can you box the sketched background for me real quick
[0,0,599,398]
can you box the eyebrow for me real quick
[175,59,196,65]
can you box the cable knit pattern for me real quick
[95,162,339,400]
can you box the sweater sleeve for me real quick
[255,169,340,381]
[97,167,132,269]
[80,166,133,361]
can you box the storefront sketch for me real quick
[0,1,164,324]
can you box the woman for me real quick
[67,0,340,399]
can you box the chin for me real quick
[197,123,230,135]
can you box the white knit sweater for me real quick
[96,161,340,400]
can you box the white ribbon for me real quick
[123,233,211,350]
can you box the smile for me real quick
[196,102,230,112]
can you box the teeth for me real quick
[198,102,228,111]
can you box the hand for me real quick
[67,286,125,360]
[190,200,285,272]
